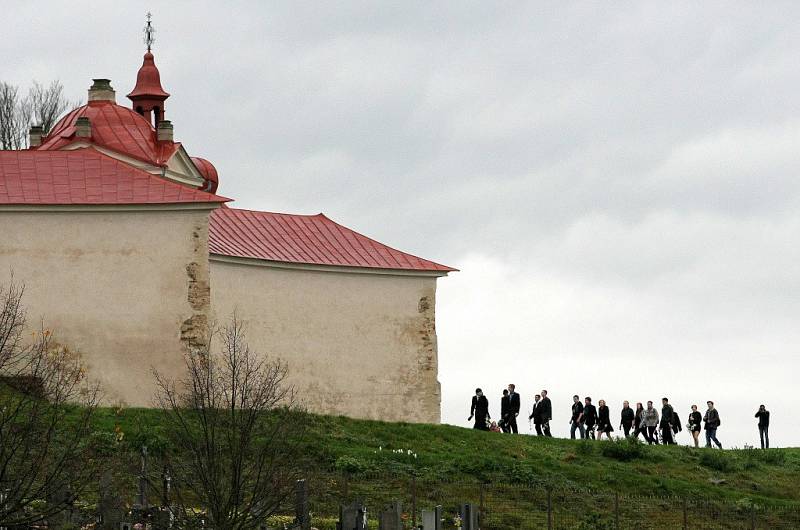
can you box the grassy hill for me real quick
[94,407,800,528]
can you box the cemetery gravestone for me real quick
[421,506,442,530]
[378,501,402,530]
[459,504,478,530]
[337,501,368,530]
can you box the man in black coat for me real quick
[500,389,511,433]
[540,389,553,437]
[660,397,674,445]
[529,394,544,435]
[507,383,520,433]
[468,388,490,431]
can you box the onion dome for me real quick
[192,157,219,193]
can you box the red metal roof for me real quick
[36,100,178,166]
[209,208,456,272]
[127,52,170,99]
[0,149,228,206]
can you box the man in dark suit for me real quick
[507,383,520,433]
[540,389,553,437]
[468,388,490,430]
[529,394,544,435]
[499,389,511,432]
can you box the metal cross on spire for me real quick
[143,12,156,52]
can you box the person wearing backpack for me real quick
[660,398,674,445]
[703,400,722,448]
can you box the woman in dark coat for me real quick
[468,388,490,430]
[688,404,702,448]
[633,402,645,440]
[597,399,614,440]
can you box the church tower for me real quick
[127,14,170,127]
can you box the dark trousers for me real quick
[584,423,595,439]
[759,426,769,449]
[507,415,518,434]
[661,425,673,445]
[646,426,657,444]
[500,416,510,433]
[535,422,552,437]
[622,424,632,437]
[473,416,489,431]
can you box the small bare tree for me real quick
[0,278,99,526]
[0,80,78,149]
[155,316,305,530]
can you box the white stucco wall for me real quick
[209,258,443,423]
[0,207,213,406]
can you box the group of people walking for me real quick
[469,386,772,449]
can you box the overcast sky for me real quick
[4,2,799,447]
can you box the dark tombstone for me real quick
[459,504,478,530]
[378,501,402,530]
[337,501,368,530]
[421,506,442,530]
[98,472,126,530]
[294,479,311,530]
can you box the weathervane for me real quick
[143,12,156,52]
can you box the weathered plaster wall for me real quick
[209,259,442,423]
[0,208,212,405]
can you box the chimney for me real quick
[157,120,173,142]
[88,78,116,103]
[75,117,91,138]
[29,125,44,147]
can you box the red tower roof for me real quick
[127,52,170,99]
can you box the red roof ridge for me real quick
[0,149,231,206]
[209,207,457,272]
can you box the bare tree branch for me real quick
[154,315,306,530]
[0,276,100,526]
[0,80,79,149]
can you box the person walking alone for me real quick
[688,405,702,448]
[468,388,490,431]
[642,401,659,444]
[660,398,674,445]
[582,397,597,440]
[597,399,614,440]
[703,401,722,449]
[507,384,520,434]
[755,405,770,449]
[569,395,585,439]
[540,389,553,437]
[620,401,635,437]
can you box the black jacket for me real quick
[500,395,510,418]
[755,410,770,428]
[540,396,552,421]
[571,401,584,422]
[661,404,674,428]
[508,392,521,415]
[620,407,635,427]
[471,395,489,419]
[529,400,545,424]
[583,404,597,424]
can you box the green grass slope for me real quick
[100,407,800,505]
